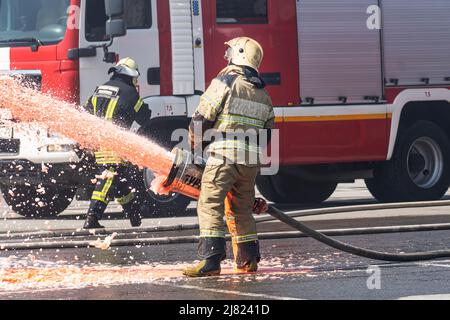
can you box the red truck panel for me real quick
[9,0,80,104]
[280,117,388,165]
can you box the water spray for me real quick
[0,76,175,178]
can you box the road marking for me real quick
[0,282,303,300]
[416,260,450,269]
[0,287,67,297]
[154,282,302,300]
[399,294,450,300]
[418,263,450,269]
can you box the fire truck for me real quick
[0,0,450,218]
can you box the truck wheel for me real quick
[136,124,192,217]
[1,185,76,218]
[256,173,337,204]
[365,121,450,202]
[140,169,191,217]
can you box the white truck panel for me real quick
[144,96,188,119]
[186,94,200,117]
[170,0,195,95]
[78,0,160,104]
[0,47,9,70]
[191,0,205,93]
[382,0,450,86]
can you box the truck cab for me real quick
[0,0,85,217]
[0,0,191,217]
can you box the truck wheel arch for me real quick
[387,88,450,160]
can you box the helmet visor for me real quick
[224,47,233,62]
[115,65,140,78]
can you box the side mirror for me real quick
[102,0,126,63]
[105,0,125,17]
[105,0,126,39]
[106,19,127,38]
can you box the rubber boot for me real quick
[183,255,222,277]
[83,215,105,229]
[123,201,142,228]
[233,241,260,273]
[236,258,258,273]
[83,201,106,229]
[128,211,142,227]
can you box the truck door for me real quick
[202,0,300,107]
[78,0,160,103]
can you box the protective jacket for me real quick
[189,65,274,165]
[83,74,151,164]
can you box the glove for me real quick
[252,197,268,215]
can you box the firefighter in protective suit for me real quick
[82,57,152,229]
[183,37,275,277]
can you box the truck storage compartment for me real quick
[297,0,383,105]
[382,0,450,86]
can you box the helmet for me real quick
[108,57,140,79]
[224,37,264,71]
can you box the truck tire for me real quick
[1,185,76,218]
[365,121,450,202]
[256,173,337,204]
[138,169,192,217]
[137,124,191,217]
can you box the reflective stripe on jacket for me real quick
[193,65,274,165]
[83,76,151,165]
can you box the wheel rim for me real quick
[407,137,444,189]
[143,168,180,204]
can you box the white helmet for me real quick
[108,57,140,78]
[224,37,264,71]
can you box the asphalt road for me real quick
[0,180,447,233]
[1,181,450,300]
[2,231,450,300]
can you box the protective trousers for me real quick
[87,165,141,219]
[197,163,260,268]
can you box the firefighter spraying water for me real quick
[181,37,274,277]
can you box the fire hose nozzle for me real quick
[143,148,268,215]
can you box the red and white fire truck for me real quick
[1,0,450,217]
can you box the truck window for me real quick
[216,0,268,24]
[0,0,5,32]
[0,0,70,45]
[85,0,152,42]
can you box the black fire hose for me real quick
[267,205,450,262]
